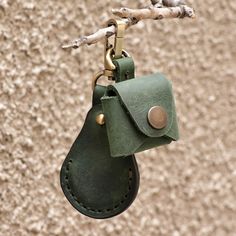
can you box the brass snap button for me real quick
[148,106,167,129]
[96,114,105,125]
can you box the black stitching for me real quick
[64,160,133,214]
[125,71,130,80]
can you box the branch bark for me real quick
[112,5,195,20]
[62,4,195,49]
[62,18,137,49]
[162,0,186,7]
[62,25,116,49]
[151,0,185,7]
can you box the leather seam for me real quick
[64,160,133,214]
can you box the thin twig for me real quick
[112,5,195,20]
[62,25,116,49]
[62,3,195,49]
[62,18,137,49]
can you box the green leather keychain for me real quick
[60,19,179,219]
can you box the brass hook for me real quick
[106,19,126,59]
[91,19,130,90]
[104,19,126,77]
[92,50,130,90]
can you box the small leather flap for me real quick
[104,73,176,138]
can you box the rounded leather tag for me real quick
[148,106,167,129]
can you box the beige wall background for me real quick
[1,0,236,235]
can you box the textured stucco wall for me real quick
[1,0,236,235]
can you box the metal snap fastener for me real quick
[96,114,105,125]
[148,106,167,129]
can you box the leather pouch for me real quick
[101,73,179,157]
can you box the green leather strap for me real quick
[113,57,135,83]
[92,85,107,106]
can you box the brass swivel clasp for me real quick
[104,19,126,78]
[93,19,128,125]
[92,19,129,90]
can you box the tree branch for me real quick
[62,25,116,49]
[62,3,195,49]
[62,18,137,49]
[112,5,195,20]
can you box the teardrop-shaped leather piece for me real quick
[60,86,140,219]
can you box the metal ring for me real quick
[91,70,104,90]
[121,50,130,58]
